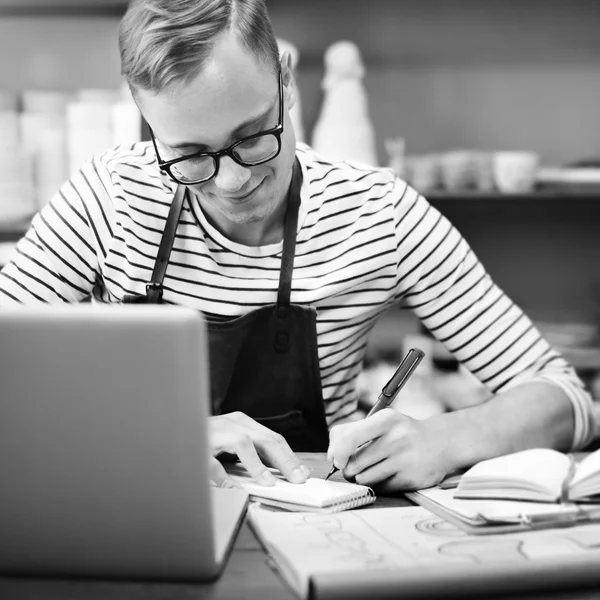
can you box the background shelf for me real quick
[0,0,126,16]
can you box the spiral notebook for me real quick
[227,465,375,513]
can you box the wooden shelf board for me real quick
[427,189,600,201]
[0,0,126,16]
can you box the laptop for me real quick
[0,304,248,581]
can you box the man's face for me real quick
[137,30,297,238]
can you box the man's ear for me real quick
[279,52,297,111]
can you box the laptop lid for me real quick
[0,304,247,581]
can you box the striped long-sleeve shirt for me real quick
[0,142,595,447]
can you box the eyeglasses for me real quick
[150,72,284,185]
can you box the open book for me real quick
[226,464,375,513]
[455,448,600,503]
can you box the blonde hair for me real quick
[119,0,280,94]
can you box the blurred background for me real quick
[0,0,599,426]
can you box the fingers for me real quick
[210,412,310,485]
[233,433,279,486]
[209,457,240,489]
[257,433,310,484]
[328,408,399,470]
[344,435,389,478]
[335,415,447,491]
[350,458,443,493]
[211,429,277,486]
[345,453,397,487]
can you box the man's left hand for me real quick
[327,408,449,492]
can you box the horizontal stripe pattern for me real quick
[0,142,594,446]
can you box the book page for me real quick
[248,503,600,599]
[570,448,600,498]
[457,448,570,501]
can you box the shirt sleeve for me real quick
[392,180,596,450]
[0,157,114,304]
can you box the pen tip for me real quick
[325,466,337,481]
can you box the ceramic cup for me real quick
[405,154,441,193]
[439,150,475,191]
[493,151,540,193]
[470,151,496,192]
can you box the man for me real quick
[0,0,595,491]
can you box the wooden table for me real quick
[1,453,600,600]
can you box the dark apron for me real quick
[123,162,330,452]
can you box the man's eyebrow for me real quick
[167,96,277,151]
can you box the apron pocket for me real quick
[255,409,307,440]
[255,410,327,453]
[255,409,304,426]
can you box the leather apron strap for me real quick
[273,160,302,352]
[145,184,187,303]
[277,160,302,309]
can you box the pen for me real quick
[325,347,425,480]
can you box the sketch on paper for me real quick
[249,504,600,599]
[286,506,600,567]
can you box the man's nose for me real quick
[213,155,251,192]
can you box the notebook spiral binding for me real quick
[329,488,376,512]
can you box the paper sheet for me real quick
[248,504,600,599]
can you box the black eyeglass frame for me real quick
[149,71,284,185]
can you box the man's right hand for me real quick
[208,411,311,488]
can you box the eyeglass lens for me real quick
[170,133,280,183]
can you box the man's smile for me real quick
[219,177,266,203]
